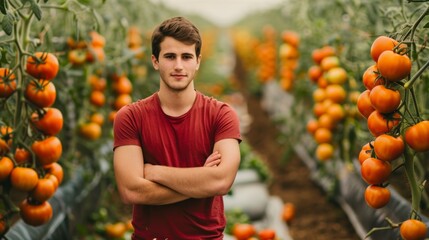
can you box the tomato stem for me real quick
[403,146,422,219]
[404,58,429,90]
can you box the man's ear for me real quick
[151,55,159,70]
[196,55,202,70]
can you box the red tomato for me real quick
[0,156,14,182]
[357,90,375,119]
[258,229,276,240]
[19,199,53,226]
[14,147,31,164]
[25,80,56,108]
[369,85,401,114]
[26,52,59,80]
[31,136,62,166]
[362,64,385,90]
[0,68,17,98]
[31,108,63,136]
[361,157,391,185]
[377,50,412,82]
[364,185,391,209]
[367,111,400,137]
[10,167,39,192]
[400,219,427,240]
[405,120,429,152]
[232,223,256,240]
[373,134,404,161]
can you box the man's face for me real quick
[152,36,201,92]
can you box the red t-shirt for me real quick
[113,91,242,239]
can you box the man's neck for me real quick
[158,88,197,117]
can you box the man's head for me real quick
[151,17,202,61]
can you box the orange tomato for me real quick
[364,185,391,209]
[232,223,256,240]
[0,156,14,182]
[26,52,59,80]
[357,90,375,119]
[316,143,334,161]
[281,202,296,223]
[30,178,56,202]
[10,167,39,192]
[31,108,64,136]
[44,162,64,185]
[0,68,17,98]
[308,65,323,83]
[325,84,346,103]
[377,50,411,82]
[105,222,127,238]
[89,90,106,107]
[369,85,401,114]
[314,128,332,144]
[14,147,31,164]
[19,199,53,226]
[79,122,102,140]
[25,80,57,108]
[113,75,133,94]
[360,157,391,185]
[31,136,62,166]
[367,111,400,137]
[373,134,404,162]
[400,219,427,240]
[362,64,385,90]
[258,229,276,240]
[404,120,429,152]
[370,36,398,62]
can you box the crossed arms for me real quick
[113,138,241,205]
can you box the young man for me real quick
[113,16,242,239]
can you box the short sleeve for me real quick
[214,104,242,143]
[113,105,142,150]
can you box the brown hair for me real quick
[151,16,202,60]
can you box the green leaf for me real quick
[0,0,8,15]
[29,0,42,20]
[423,21,429,28]
[1,13,14,35]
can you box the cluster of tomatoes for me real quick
[306,46,349,161]
[357,35,428,240]
[67,31,106,66]
[0,52,65,231]
[256,26,277,83]
[231,223,277,240]
[278,31,299,91]
[108,73,133,123]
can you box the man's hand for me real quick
[204,151,221,167]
